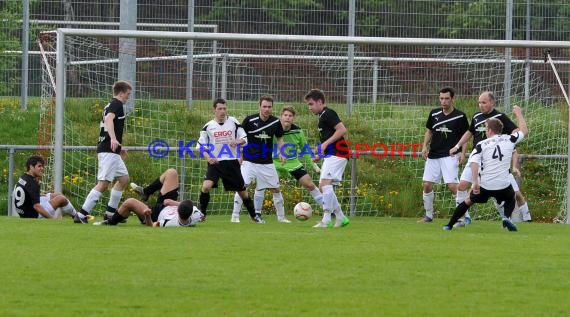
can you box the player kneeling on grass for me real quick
[12,155,81,221]
[93,198,202,227]
[444,105,528,232]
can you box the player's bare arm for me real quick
[230,136,246,147]
[451,130,473,156]
[276,136,286,164]
[204,150,218,165]
[323,122,347,149]
[512,105,529,136]
[421,129,432,160]
[512,150,521,177]
[458,143,467,165]
[33,203,54,219]
[470,162,480,194]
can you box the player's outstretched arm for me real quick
[512,105,528,136]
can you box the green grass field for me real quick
[1,215,569,317]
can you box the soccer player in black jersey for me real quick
[444,106,528,231]
[76,80,132,223]
[12,155,79,220]
[305,89,350,228]
[418,87,469,223]
[451,91,531,223]
[231,95,287,223]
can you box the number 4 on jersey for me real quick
[492,145,504,161]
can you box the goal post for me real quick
[48,27,570,221]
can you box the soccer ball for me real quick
[293,202,312,221]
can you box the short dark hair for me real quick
[177,200,194,221]
[26,155,45,171]
[486,118,503,134]
[213,98,227,108]
[439,87,455,98]
[304,89,325,103]
[113,80,132,95]
[259,95,274,106]
[281,105,296,116]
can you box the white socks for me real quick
[310,188,324,206]
[61,201,76,216]
[254,189,264,213]
[321,185,340,223]
[456,190,468,206]
[519,202,531,221]
[456,189,471,219]
[81,189,102,214]
[273,192,285,219]
[232,193,243,217]
[423,191,434,219]
[108,189,123,210]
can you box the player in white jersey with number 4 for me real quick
[444,105,528,231]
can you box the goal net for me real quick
[39,30,569,222]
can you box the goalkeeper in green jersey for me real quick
[273,106,324,208]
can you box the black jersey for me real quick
[469,109,517,147]
[318,107,348,157]
[97,98,126,154]
[425,108,469,159]
[242,114,284,164]
[12,173,41,218]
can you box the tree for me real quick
[0,0,22,95]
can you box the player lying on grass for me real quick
[95,168,202,227]
[444,105,528,232]
[93,197,202,227]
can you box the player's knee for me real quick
[458,181,469,191]
[51,195,69,208]
[123,197,138,206]
[115,176,130,189]
[422,181,433,193]
[165,168,178,176]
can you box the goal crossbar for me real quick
[58,28,570,49]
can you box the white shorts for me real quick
[460,166,520,192]
[320,155,347,185]
[241,161,280,190]
[459,163,474,183]
[422,156,459,184]
[97,152,129,182]
[38,193,56,218]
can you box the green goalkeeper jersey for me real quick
[273,123,313,173]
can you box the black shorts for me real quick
[204,160,246,192]
[289,166,308,181]
[150,188,179,222]
[470,185,516,215]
